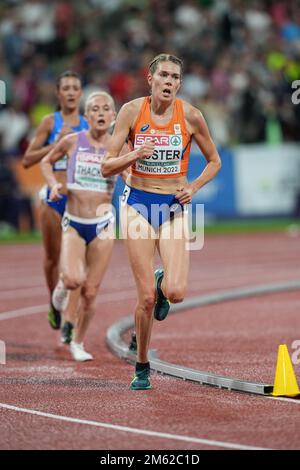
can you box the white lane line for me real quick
[0,288,136,321]
[1,296,299,409]
[0,287,136,304]
[0,402,269,450]
[266,396,300,404]
[0,305,48,321]
[0,287,47,300]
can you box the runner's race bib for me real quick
[53,155,68,171]
[134,134,182,176]
[73,151,109,192]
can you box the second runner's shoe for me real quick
[48,303,61,330]
[153,269,170,321]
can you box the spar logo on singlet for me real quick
[134,134,182,175]
[170,135,181,146]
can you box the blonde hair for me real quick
[85,91,115,112]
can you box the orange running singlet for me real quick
[129,97,192,179]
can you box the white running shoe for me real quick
[52,280,70,312]
[70,341,93,362]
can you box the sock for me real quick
[136,361,150,372]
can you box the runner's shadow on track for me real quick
[6,343,84,362]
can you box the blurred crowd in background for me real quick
[0,0,300,230]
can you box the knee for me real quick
[64,273,85,290]
[138,291,156,314]
[81,284,98,308]
[164,283,186,304]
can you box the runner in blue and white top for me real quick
[41,91,127,362]
[22,71,88,332]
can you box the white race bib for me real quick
[134,134,182,176]
[68,151,114,193]
[53,155,68,171]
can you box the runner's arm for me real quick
[175,107,221,204]
[188,107,221,194]
[22,115,54,169]
[40,135,73,189]
[102,103,155,177]
[119,142,131,181]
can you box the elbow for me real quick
[101,162,112,178]
[22,156,30,169]
[215,156,222,173]
[40,159,47,173]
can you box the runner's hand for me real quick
[49,183,63,201]
[175,186,193,204]
[136,140,155,160]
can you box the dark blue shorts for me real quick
[122,185,184,231]
[46,188,67,218]
[61,212,115,245]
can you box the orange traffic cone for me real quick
[272,344,300,397]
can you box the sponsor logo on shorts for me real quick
[62,216,70,231]
[170,203,180,212]
[96,222,108,236]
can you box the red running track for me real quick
[0,232,299,450]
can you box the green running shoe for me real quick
[61,321,74,344]
[128,332,137,352]
[130,367,152,390]
[153,269,170,321]
[48,303,61,330]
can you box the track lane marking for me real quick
[0,305,48,321]
[266,396,300,404]
[0,290,137,321]
[0,402,270,450]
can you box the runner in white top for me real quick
[41,91,127,361]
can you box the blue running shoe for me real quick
[48,303,61,330]
[130,367,152,390]
[153,269,170,321]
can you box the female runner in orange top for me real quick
[102,53,221,390]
